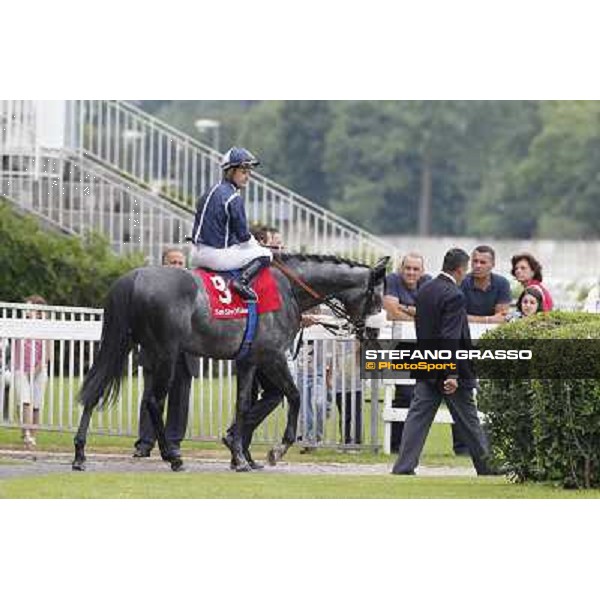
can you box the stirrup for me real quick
[231,280,258,302]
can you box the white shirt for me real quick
[438,271,457,286]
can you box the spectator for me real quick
[507,286,545,321]
[1,338,11,421]
[13,295,52,450]
[453,245,512,455]
[384,252,431,321]
[383,252,431,452]
[250,224,271,246]
[327,339,363,447]
[511,252,553,312]
[461,246,512,324]
[297,310,330,453]
[133,248,200,459]
[266,227,284,251]
[249,225,284,251]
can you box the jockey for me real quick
[190,147,272,302]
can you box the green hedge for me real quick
[477,312,600,488]
[0,201,145,307]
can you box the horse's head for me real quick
[274,253,390,337]
[333,256,390,337]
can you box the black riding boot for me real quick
[230,257,269,302]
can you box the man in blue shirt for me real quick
[384,253,432,320]
[383,252,431,452]
[461,245,512,324]
[451,244,512,455]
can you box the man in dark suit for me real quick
[133,248,199,458]
[391,248,494,476]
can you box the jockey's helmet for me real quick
[220,147,260,171]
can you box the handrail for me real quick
[1,100,398,265]
[116,100,392,243]
[69,100,396,258]
[1,148,194,265]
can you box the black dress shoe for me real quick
[133,448,151,458]
[477,465,510,476]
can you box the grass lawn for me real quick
[0,419,471,466]
[2,424,599,498]
[2,472,600,499]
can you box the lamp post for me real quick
[195,118,221,182]
[194,118,220,152]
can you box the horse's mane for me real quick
[276,252,368,269]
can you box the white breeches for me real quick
[190,237,272,271]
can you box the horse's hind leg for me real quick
[72,401,98,471]
[144,362,184,472]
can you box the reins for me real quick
[272,257,373,342]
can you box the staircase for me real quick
[1,151,191,263]
[1,100,397,265]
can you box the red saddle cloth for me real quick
[193,267,282,320]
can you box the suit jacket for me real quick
[415,273,475,389]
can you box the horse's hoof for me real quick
[72,460,86,472]
[267,449,278,466]
[235,462,253,473]
[170,458,184,472]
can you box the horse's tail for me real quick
[79,270,138,410]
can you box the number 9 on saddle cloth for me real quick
[190,236,272,303]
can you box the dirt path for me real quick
[0,449,476,479]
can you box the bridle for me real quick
[272,257,378,340]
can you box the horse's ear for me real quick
[370,256,390,283]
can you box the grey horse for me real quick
[72,254,389,472]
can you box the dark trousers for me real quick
[452,423,469,454]
[335,391,362,445]
[2,385,9,421]
[135,353,192,454]
[391,384,415,453]
[392,381,492,474]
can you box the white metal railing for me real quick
[63,100,397,264]
[0,100,37,154]
[0,150,193,265]
[0,302,379,450]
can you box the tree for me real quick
[501,101,600,239]
[323,101,472,235]
[0,202,144,307]
[462,101,542,238]
[140,100,600,239]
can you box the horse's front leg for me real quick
[261,356,300,466]
[231,360,257,472]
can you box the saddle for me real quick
[192,267,281,320]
